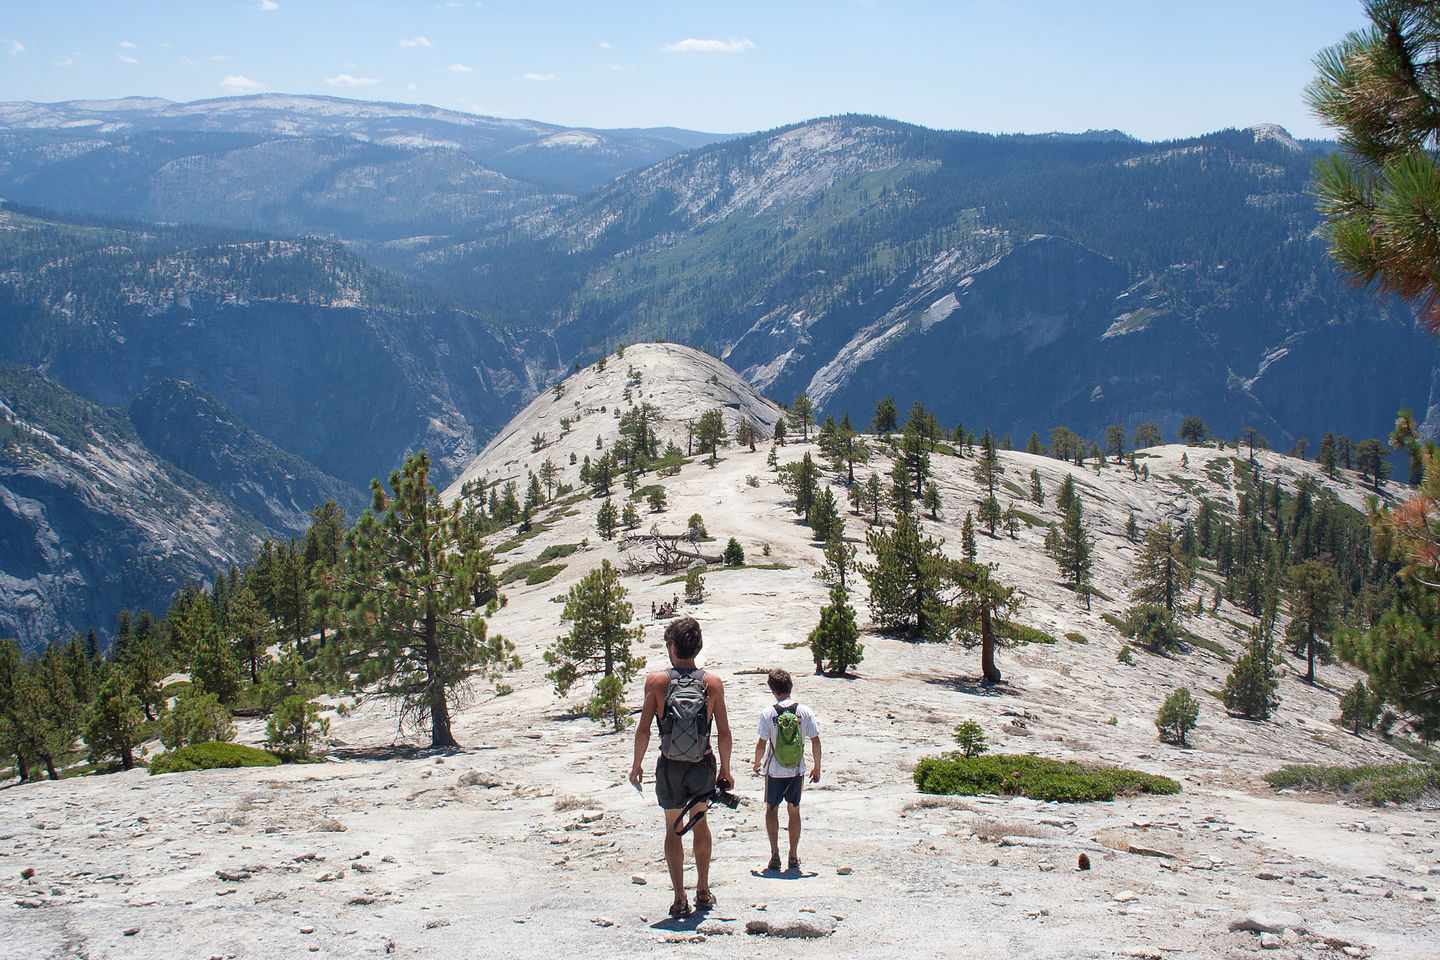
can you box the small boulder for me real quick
[1227,910,1306,935]
[1259,932,1282,950]
[764,916,836,939]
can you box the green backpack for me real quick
[773,703,804,769]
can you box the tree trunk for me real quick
[42,753,58,781]
[1306,631,1316,684]
[980,605,1003,684]
[424,610,458,749]
[121,746,134,771]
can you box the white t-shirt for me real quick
[756,699,820,778]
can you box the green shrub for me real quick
[1065,632,1088,644]
[266,695,330,761]
[1338,680,1382,735]
[952,720,988,758]
[912,753,1179,803]
[1121,604,1182,653]
[1117,645,1134,664]
[1156,687,1200,746]
[723,537,745,566]
[160,687,234,750]
[536,543,581,563]
[1263,762,1440,805]
[685,567,706,603]
[149,742,280,775]
[998,620,1056,645]
[499,559,567,586]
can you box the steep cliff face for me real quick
[128,379,369,537]
[0,368,263,652]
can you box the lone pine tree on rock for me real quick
[546,560,645,732]
[332,452,519,749]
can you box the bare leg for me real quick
[765,804,780,858]
[786,803,802,861]
[662,810,687,903]
[691,805,712,896]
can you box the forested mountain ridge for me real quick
[477,115,1436,451]
[0,366,264,649]
[0,202,537,491]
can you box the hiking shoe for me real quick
[766,854,781,872]
[787,855,801,872]
[669,897,691,918]
[695,890,717,911]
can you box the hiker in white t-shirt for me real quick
[751,668,821,873]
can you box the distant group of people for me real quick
[651,596,680,619]
[630,617,822,919]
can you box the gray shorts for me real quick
[655,753,717,810]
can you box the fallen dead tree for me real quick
[621,532,723,574]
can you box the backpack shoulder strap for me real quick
[777,702,797,716]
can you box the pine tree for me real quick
[694,407,729,461]
[1308,2,1440,328]
[596,498,618,540]
[85,670,144,770]
[1338,680,1381,735]
[808,584,864,675]
[961,511,977,562]
[646,486,668,513]
[922,480,942,520]
[872,396,898,436]
[1130,522,1194,613]
[789,393,815,442]
[861,509,948,638]
[937,559,1020,683]
[1030,469,1044,505]
[807,485,843,542]
[1156,688,1199,746]
[1051,496,1093,607]
[333,452,520,748]
[545,560,646,731]
[621,500,641,530]
[1285,558,1339,684]
[1223,624,1280,720]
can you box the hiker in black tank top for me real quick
[630,616,732,919]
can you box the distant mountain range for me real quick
[1,94,1435,650]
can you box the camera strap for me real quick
[672,789,715,836]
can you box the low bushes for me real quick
[149,742,280,775]
[1263,762,1440,805]
[913,753,1180,803]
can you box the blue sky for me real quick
[0,0,1369,141]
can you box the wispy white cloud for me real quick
[399,36,432,48]
[221,74,265,94]
[53,57,74,67]
[599,41,612,49]
[117,54,139,64]
[258,0,279,10]
[118,41,137,49]
[406,83,418,92]
[662,37,755,54]
[448,63,473,72]
[7,40,23,56]
[326,74,381,87]
[210,54,230,61]
[523,72,555,82]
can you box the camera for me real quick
[711,784,741,810]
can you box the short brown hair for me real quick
[767,668,793,698]
[665,616,703,660]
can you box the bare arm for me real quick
[708,675,733,786]
[629,672,666,785]
[808,736,822,783]
[752,737,768,775]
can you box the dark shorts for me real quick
[655,753,717,810]
[765,774,803,808]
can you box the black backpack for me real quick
[660,668,709,762]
